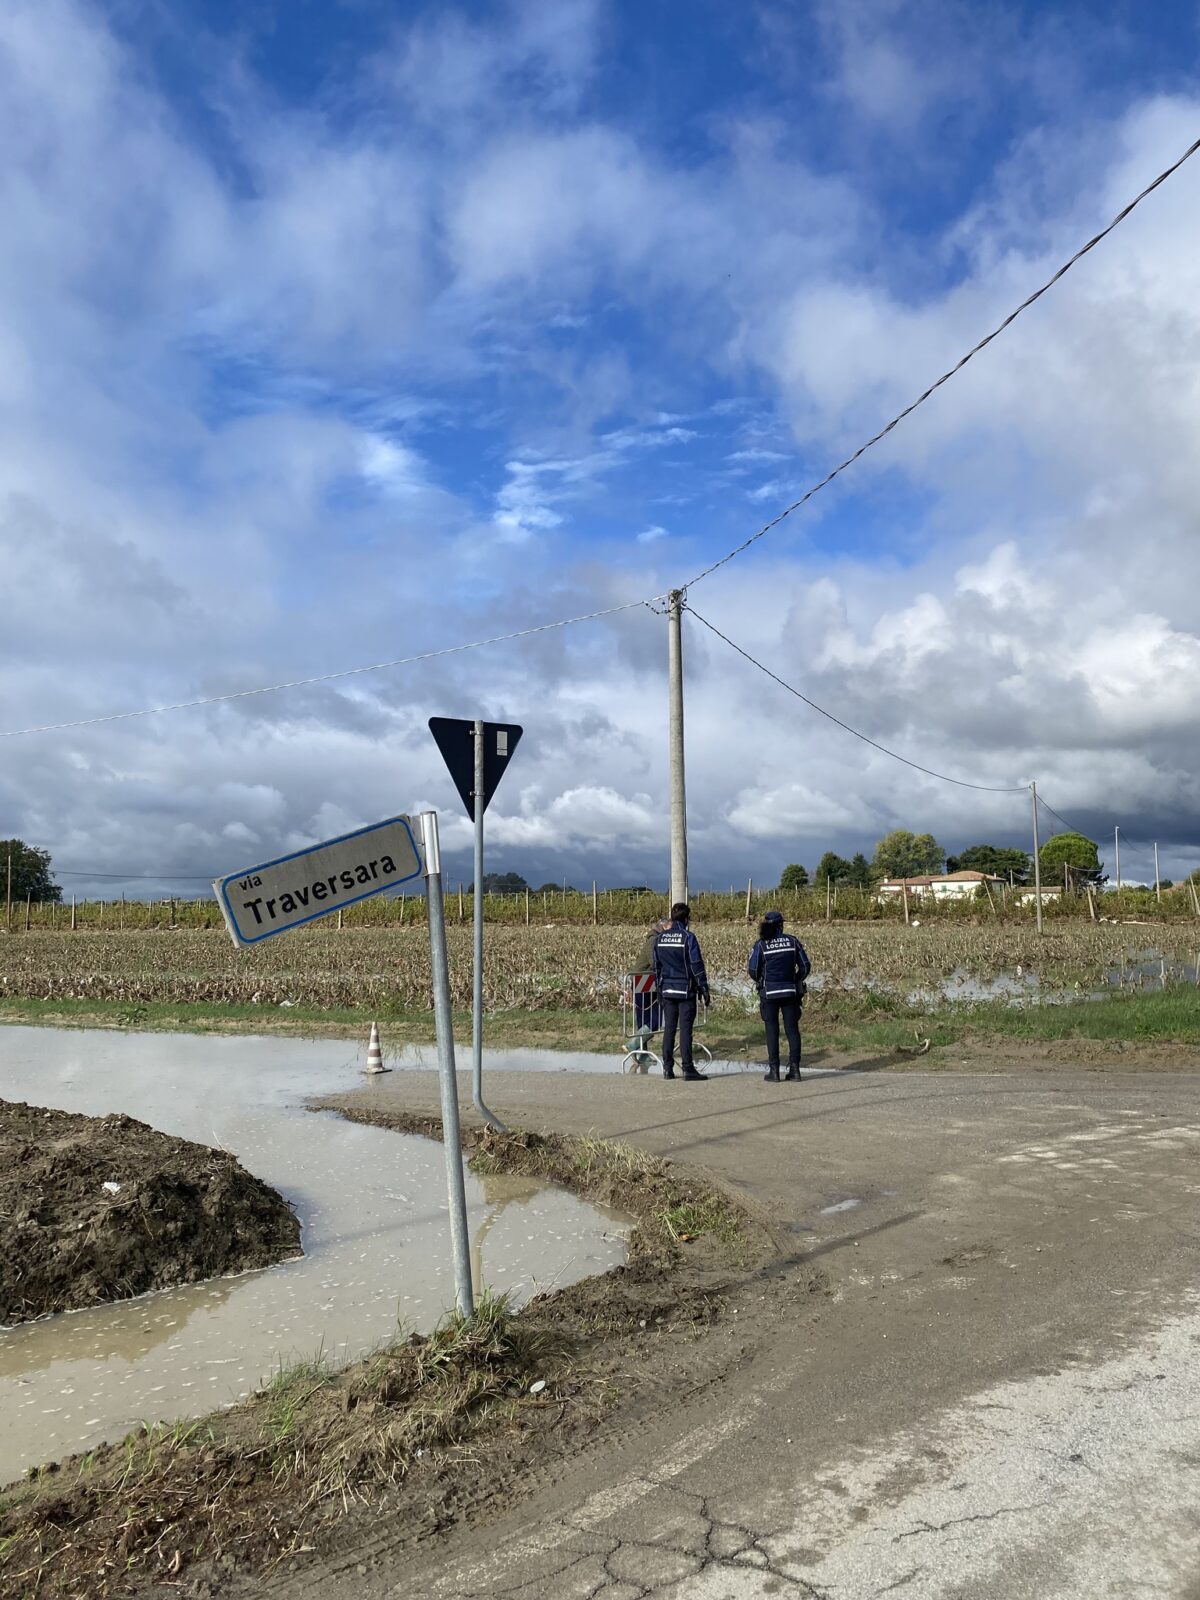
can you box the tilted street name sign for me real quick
[213,815,423,946]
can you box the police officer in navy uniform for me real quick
[748,910,811,1082]
[652,902,711,1081]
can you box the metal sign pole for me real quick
[472,721,507,1133]
[420,810,474,1317]
[1031,782,1043,936]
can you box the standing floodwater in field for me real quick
[0,1028,629,1482]
[0,923,1194,1015]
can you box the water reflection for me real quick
[0,1027,629,1481]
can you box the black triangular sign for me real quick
[429,718,524,821]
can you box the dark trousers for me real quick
[760,997,802,1068]
[661,995,696,1072]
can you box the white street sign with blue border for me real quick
[213,815,423,946]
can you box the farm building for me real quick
[877,870,1005,902]
[1016,883,1065,905]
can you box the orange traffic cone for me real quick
[364,1020,389,1074]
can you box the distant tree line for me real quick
[777,828,1116,892]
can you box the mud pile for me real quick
[0,1100,300,1325]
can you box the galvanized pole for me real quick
[667,589,688,906]
[419,810,475,1316]
[1031,782,1043,935]
[472,721,506,1134]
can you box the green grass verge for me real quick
[3,986,1199,1056]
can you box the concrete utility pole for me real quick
[1114,826,1122,895]
[667,589,689,907]
[1031,782,1044,936]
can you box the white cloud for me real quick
[358,436,427,497]
[1,1,1199,895]
[727,782,875,841]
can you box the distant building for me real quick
[1016,883,1064,905]
[877,870,1004,902]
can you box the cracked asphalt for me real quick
[268,1063,1200,1599]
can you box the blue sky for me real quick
[2,0,1200,893]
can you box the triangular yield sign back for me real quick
[429,718,523,821]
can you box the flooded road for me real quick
[0,1027,630,1481]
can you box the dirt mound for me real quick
[0,1100,301,1326]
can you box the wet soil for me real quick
[0,1100,300,1327]
[0,1112,795,1600]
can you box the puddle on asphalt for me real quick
[819,1198,864,1215]
[0,1027,630,1482]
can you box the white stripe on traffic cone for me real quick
[364,1019,389,1074]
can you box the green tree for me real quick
[778,863,809,891]
[872,830,945,880]
[847,852,873,888]
[814,852,852,886]
[1038,832,1105,886]
[948,844,1031,884]
[471,871,529,894]
[0,840,61,904]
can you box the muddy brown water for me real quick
[0,1027,630,1482]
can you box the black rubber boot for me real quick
[681,1068,708,1081]
[662,1067,676,1080]
[764,1066,780,1082]
[784,1067,801,1082]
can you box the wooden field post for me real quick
[744,878,753,922]
[120,892,125,930]
[982,879,998,916]
[337,907,343,930]
[902,881,911,925]
[25,891,31,932]
[458,883,465,923]
[1154,842,1161,904]
[71,893,77,931]
[543,889,548,914]
[592,881,598,925]
[1189,877,1200,921]
[399,893,406,924]
[5,850,11,934]
[825,876,832,921]
[1087,887,1097,922]
[525,887,530,926]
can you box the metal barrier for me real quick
[619,973,713,1074]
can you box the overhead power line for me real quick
[685,604,1029,794]
[50,868,215,881]
[0,595,659,740]
[1035,793,1085,836]
[683,132,1200,589]
[3,138,1196,745]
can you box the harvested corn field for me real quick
[0,923,1195,1017]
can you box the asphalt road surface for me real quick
[272,1063,1200,1599]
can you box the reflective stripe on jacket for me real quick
[748,934,811,999]
[653,923,708,1000]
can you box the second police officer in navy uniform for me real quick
[652,902,711,1081]
[748,910,811,1082]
